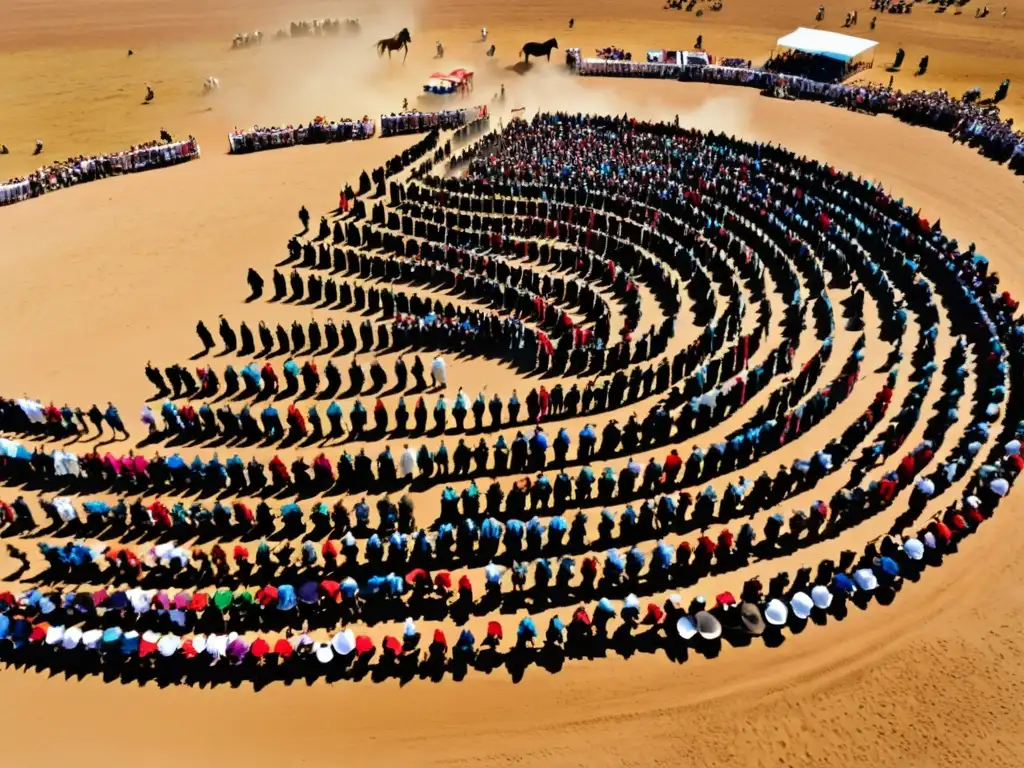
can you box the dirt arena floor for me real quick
[2,0,1024,766]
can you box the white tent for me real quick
[776,28,877,62]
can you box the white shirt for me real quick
[400,449,415,477]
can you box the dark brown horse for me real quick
[377,28,412,62]
[519,38,558,63]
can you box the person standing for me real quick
[412,355,426,390]
[431,355,447,388]
[87,404,105,436]
[104,402,130,439]
[247,268,264,300]
[400,444,416,479]
[196,320,215,354]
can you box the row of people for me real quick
[227,119,375,153]
[1,138,201,207]
[379,107,486,138]
[572,58,1023,173]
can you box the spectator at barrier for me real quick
[0,138,201,206]
[228,118,375,154]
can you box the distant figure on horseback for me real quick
[34,139,43,156]
[203,76,221,94]
[520,38,559,63]
[481,27,488,42]
[436,40,444,58]
[160,128,173,143]
[144,84,155,102]
[377,27,412,62]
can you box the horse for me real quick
[377,28,412,62]
[203,76,221,94]
[519,38,558,63]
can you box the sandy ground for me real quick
[2,1,1024,766]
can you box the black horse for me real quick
[377,27,412,62]
[520,38,558,63]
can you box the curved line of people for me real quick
[2,319,853,500]
[0,512,954,684]
[0,399,130,441]
[577,58,1023,174]
[2,115,1022,682]
[282,238,618,338]
[0,208,868,499]
[14,401,1019,633]
[9,329,1013,636]
[0,115,937,512]
[2,419,1018,680]
[2,276,847,499]
[147,231,754,449]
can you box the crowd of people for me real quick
[2,112,1021,684]
[228,119,375,153]
[379,107,487,138]
[0,138,201,207]
[0,521,949,683]
[572,56,1023,173]
[763,50,854,84]
[0,398,130,441]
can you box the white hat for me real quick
[45,625,65,645]
[207,634,228,657]
[81,629,103,650]
[790,592,814,620]
[764,598,789,626]
[903,538,924,561]
[675,615,697,640]
[810,585,833,610]
[331,630,356,655]
[62,627,83,649]
[316,643,335,664]
[127,588,151,614]
[158,635,180,657]
[853,568,878,591]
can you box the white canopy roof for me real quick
[776,28,877,62]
